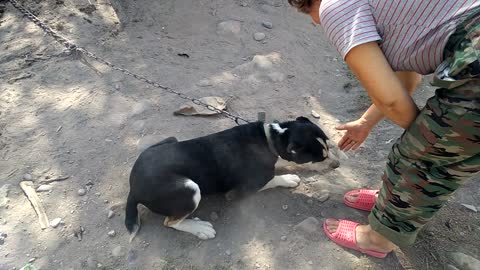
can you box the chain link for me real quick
[8,0,251,125]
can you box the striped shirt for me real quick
[319,0,480,75]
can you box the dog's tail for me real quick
[125,192,140,242]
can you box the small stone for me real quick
[97,263,103,269]
[107,210,114,219]
[112,246,123,257]
[282,204,288,210]
[77,188,86,196]
[311,110,320,119]
[317,190,330,202]
[95,192,101,196]
[108,230,116,237]
[262,21,273,29]
[253,32,266,41]
[308,261,313,265]
[23,174,33,181]
[210,211,219,221]
[50,218,62,228]
[217,20,242,35]
[281,236,287,241]
[225,250,231,256]
[255,263,261,268]
[29,257,36,263]
[36,184,53,192]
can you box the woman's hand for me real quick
[336,118,373,151]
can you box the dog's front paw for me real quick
[280,174,301,187]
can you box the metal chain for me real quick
[8,0,251,125]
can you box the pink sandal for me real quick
[323,219,388,258]
[343,189,379,211]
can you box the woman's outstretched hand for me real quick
[336,118,373,151]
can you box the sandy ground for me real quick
[0,0,479,269]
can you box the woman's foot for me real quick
[344,189,379,211]
[325,219,396,253]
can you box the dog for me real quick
[125,116,339,241]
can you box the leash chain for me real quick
[8,0,251,125]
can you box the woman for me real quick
[288,0,480,258]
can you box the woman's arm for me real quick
[345,42,420,129]
[359,71,422,129]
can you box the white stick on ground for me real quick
[20,181,49,229]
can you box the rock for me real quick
[77,188,86,196]
[225,249,231,256]
[210,212,219,221]
[281,236,287,241]
[255,263,261,268]
[112,246,124,257]
[282,204,288,210]
[0,184,11,208]
[108,230,116,237]
[317,191,330,202]
[447,264,460,270]
[50,218,62,228]
[29,257,36,263]
[107,210,114,219]
[267,72,286,82]
[252,54,275,70]
[217,20,241,35]
[23,174,33,181]
[253,32,266,41]
[448,252,480,270]
[97,263,103,269]
[294,217,321,239]
[461,204,478,212]
[308,261,313,265]
[311,110,320,118]
[262,21,273,29]
[36,185,53,192]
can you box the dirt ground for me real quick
[1,0,479,269]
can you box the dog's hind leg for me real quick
[125,192,141,242]
[163,179,216,240]
[259,174,301,191]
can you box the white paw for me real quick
[171,218,216,240]
[281,174,301,187]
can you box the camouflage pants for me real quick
[369,10,480,247]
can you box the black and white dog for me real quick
[125,117,337,241]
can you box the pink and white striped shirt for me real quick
[319,0,480,75]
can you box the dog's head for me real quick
[270,116,330,164]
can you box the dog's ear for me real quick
[296,116,312,123]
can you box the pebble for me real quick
[77,188,86,196]
[253,32,266,41]
[210,211,219,221]
[311,110,320,119]
[108,230,116,237]
[282,204,288,210]
[97,263,103,269]
[112,246,123,257]
[262,21,273,29]
[281,236,287,241]
[23,174,33,181]
[107,210,114,219]
[36,184,53,192]
[29,257,36,263]
[255,263,261,268]
[225,250,231,256]
[317,191,330,203]
[308,261,313,265]
[50,218,62,228]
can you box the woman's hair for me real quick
[287,0,315,13]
